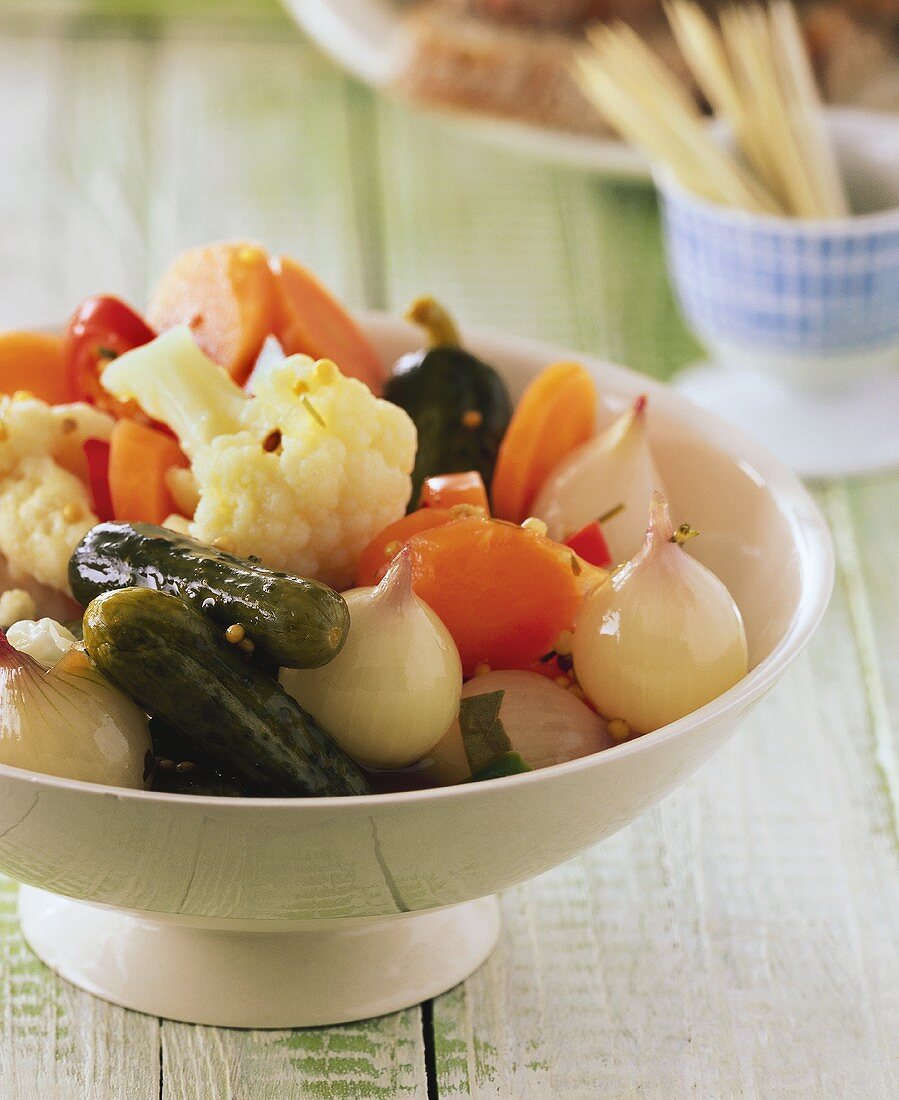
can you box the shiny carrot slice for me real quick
[0,332,73,405]
[108,418,188,525]
[356,507,457,588]
[491,362,597,523]
[406,515,588,676]
[271,255,384,392]
[148,242,277,384]
[419,471,489,512]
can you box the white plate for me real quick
[284,1,899,181]
[282,0,652,179]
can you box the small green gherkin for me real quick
[83,587,371,798]
[69,521,349,669]
[384,297,512,510]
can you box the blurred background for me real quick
[0,0,708,383]
[2,0,895,389]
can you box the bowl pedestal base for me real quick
[18,885,501,1028]
[673,361,899,479]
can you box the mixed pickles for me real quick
[0,243,751,798]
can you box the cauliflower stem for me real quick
[101,328,246,458]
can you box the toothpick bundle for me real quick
[576,0,849,217]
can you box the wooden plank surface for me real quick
[0,4,895,1098]
[0,877,160,1100]
[161,1014,428,1100]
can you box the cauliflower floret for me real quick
[0,588,37,629]
[102,326,416,588]
[0,395,114,595]
[0,395,114,478]
[0,401,57,475]
[0,456,97,591]
[0,556,80,623]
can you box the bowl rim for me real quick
[654,162,899,236]
[0,316,835,809]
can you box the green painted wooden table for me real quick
[0,3,896,1096]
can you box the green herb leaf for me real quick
[459,690,511,774]
[469,750,532,783]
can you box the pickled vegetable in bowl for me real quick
[0,241,753,797]
[0,298,833,1030]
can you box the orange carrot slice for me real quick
[271,256,385,392]
[147,242,277,384]
[0,332,73,405]
[356,507,457,588]
[491,362,597,523]
[406,515,589,676]
[419,471,489,512]
[108,418,188,525]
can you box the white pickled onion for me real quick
[281,550,462,769]
[0,633,151,787]
[424,670,612,785]
[533,395,666,564]
[572,492,748,734]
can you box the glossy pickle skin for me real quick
[69,522,349,670]
[83,587,371,798]
[148,717,248,797]
[385,345,513,509]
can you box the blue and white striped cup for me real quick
[656,111,899,390]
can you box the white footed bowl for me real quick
[5,316,833,1027]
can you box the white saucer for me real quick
[673,362,899,480]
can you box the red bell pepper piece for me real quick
[83,438,114,522]
[565,520,612,569]
[65,295,156,420]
